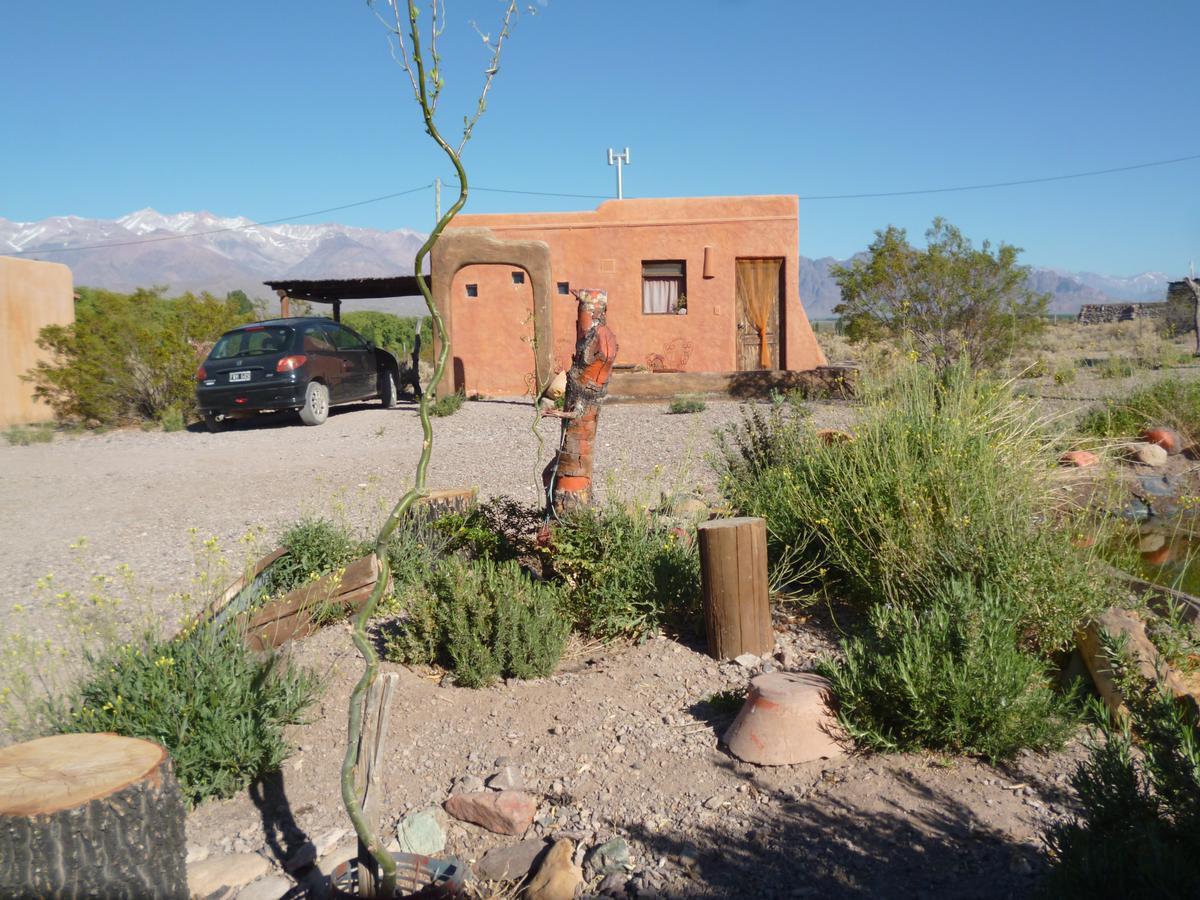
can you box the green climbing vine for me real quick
[345,3,522,895]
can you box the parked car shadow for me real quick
[186,400,419,434]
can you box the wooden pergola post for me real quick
[697,517,774,659]
[276,288,290,318]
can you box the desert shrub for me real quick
[551,502,701,641]
[1077,377,1200,441]
[433,497,547,568]
[3,424,54,446]
[819,579,1077,760]
[28,287,252,425]
[261,518,365,598]
[668,397,707,414]
[1098,356,1135,379]
[1044,638,1200,896]
[384,557,570,687]
[430,390,466,417]
[717,361,1105,653]
[159,405,187,433]
[341,311,432,361]
[1053,365,1077,386]
[56,623,316,806]
[1021,356,1050,378]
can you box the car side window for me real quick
[326,324,368,351]
[302,324,335,354]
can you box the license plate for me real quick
[229,371,251,383]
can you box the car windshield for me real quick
[210,326,293,360]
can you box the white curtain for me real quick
[643,278,678,314]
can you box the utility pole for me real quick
[607,147,630,200]
[434,177,442,224]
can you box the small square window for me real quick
[511,271,525,285]
[557,282,570,295]
[465,283,479,298]
[642,260,686,314]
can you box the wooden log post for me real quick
[0,734,188,899]
[542,289,618,516]
[354,672,399,899]
[412,487,478,523]
[697,517,774,660]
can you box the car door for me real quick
[300,323,343,399]
[324,323,374,400]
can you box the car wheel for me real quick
[204,412,222,433]
[298,381,329,426]
[380,371,397,408]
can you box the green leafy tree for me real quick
[341,310,432,360]
[833,218,1048,369]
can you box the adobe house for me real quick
[0,256,74,427]
[436,195,828,397]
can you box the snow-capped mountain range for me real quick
[0,209,1175,316]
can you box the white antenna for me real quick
[607,147,630,199]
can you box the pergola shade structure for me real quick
[263,276,430,322]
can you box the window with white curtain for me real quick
[642,260,686,314]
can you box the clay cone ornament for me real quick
[723,672,846,766]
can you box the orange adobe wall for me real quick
[444,195,826,397]
[0,256,74,427]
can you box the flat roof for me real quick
[263,275,428,302]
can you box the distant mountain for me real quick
[1,209,1173,319]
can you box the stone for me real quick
[585,838,631,878]
[669,496,710,523]
[236,875,293,900]
[733,653,760,669]
[282,842,316,873]
[316,838,358,873]
[1120,498,1153,522]
[724,672,847,766]
[314,828,347,859]
[487,765,525,791]
[452,774,486,795]
[444,790,538,836]
[598,871,630,896]
[186,844,210,865]
[395,807,447,856]
[1142,427,1182,455]
[1059,450,1099,467]
[476,838,550,881]
[1127,442,1168,467]
[187,853,271,897]
[1136,530,1167,553]
[525,839,583,900]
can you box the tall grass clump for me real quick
[818,579,1077,760]
[260,517,365,598]
[1044,638,1200,896]
[57,623,317,806]
[1077,376,1200,441]
[718,361,1105,655]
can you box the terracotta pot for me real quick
[1141,543,1176,566]
[723,672,845,766]
[1142,427,1183,456]
[1059,450,1099,468]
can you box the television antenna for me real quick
[607,147,630,199]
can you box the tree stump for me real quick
[412,487,478,522]
[697,517,774,659]
[0,733,187,899]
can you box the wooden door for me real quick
[736,258,783,371]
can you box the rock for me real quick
[316,838,358,873]
[1138,474,1176,497]
[1059,450,1099,467]
[395,807,447,856]
[1142,427,1182,455]
[444,790,538,836]
[186,844,210,865]
[1127,442,1168,467]
[1119,498,1153,522]
[598,871,630,896]
[669,496,710,523]
[1137,531,1167,553]
[476,838,550,881]
[452,774,486,795]
[187,853,270,897]
[314,828,347,858]
[733,653,760,669]
[236,875,293,900]
[282,842,316,873]
[585,838,631,878]
[525,838,582,900]
[487,765,525,791]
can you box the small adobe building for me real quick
[0,256,74,427]
[437,195,827,397]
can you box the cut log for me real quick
[354,672,399,899]
[412,488,478,522]
[0,733,187,899]
[698,517,774,660]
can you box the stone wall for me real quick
[1076,302,1167,324]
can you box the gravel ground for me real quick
[0,398,853,633]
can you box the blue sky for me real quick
[3,0,1198,275]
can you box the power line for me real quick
[796,152,1200,200]
[11,183,435,256]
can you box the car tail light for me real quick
[276,355,307,373]
[195,365,207,381]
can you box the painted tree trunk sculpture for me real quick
[543,289,619,515]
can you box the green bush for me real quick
[261,518,365,599]
[159,406,186,433]
[341,311,432,362]
[551,503,700,641]
[1044,643,1200,896]
[432,497,546,567]
[28,287,252,425]
[1077,377,1200,440]
[429,391,465,418]
[819,579,1077,760]
[384,557,570,688]
[3,424,54,446]
[1053,365,1077,386]
[57,624,317,806]
[717,362,1104,654]
[668,397,707,414]
[1098,356,1135,380]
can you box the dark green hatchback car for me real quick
[195,317,402,431]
